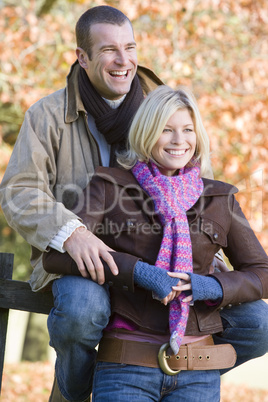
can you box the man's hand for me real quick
[64,227,118,285]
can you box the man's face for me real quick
[82,22,138,100]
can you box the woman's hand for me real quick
[161,289,177,305]
[161,272,193,305]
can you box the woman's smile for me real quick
[152,108,196,176]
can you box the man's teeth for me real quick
[167,150,187,156]
[110,71,127,76]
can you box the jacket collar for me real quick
[95,167,238,197]
[96,166,140,188]
[64,61,164,124]
[201,178,238,196]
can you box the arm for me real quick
[211,196,268,307]
[0,103,77,251]
[63,227,118,283]
[43,246,139,292]
[43,248,189,302]
[0,99,118,282]
[64,173,123,284]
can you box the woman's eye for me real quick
[163,128,172,133]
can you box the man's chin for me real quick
[110,86,132,100]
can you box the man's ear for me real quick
[76,47,88,69]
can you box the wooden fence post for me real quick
[0,253,14,394]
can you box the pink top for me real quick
[105,314,209,346]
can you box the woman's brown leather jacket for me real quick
[43,167,268,337]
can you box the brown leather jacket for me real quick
[44,167,268,336]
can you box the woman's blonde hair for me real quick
[117,85,211,177]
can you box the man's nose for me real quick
[115,50,128,65]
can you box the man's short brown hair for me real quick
[76,5,132,60]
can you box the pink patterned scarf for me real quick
[131,160,204,353]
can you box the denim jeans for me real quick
[214,299,268,375]
[92,363,220,401]
[48,275,268,401]
[47,276,111,401]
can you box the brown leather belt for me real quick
[97,335,237,375]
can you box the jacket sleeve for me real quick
[211,195,268,306]
[42,174,140,292]
[0,99,80,251]
[43,248,139,292]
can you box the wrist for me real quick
[189,273,223,302]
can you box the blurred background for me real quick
[0,0,267,400]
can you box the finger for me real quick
[83,258,98,282]
[172,283,192,291]
[168,291,177,303]
[182,294,193,303]
[162,293,173,305]
[161,296,169,306]
[168,272,190,281]
[161,290,176,305]
[76,258,91,279]
[90,257,105,285]
[101,251,119,276]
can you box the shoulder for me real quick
[201,178,238,197]
[94,167,138,187]
[20,89,66,141]
[26,88,65,116]
[137,65,164,94]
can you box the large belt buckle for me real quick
[158,343,181,376]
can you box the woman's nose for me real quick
[171,130,183,144]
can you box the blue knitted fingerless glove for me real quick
[189,273,223,302]
[134,261,180,300]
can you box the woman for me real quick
[44,86,268,401]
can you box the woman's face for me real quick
[151,108,196,176]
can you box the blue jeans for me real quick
[47,276,111,401]
[48,275,268,401]
[213,299,268,375]
[92,363,220,401]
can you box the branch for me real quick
[37,0,58,17]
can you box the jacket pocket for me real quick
[201,217,227,248]
[191,302,223,334]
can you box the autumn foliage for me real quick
[0,0,267,262]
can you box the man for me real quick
[0,6,268,402]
